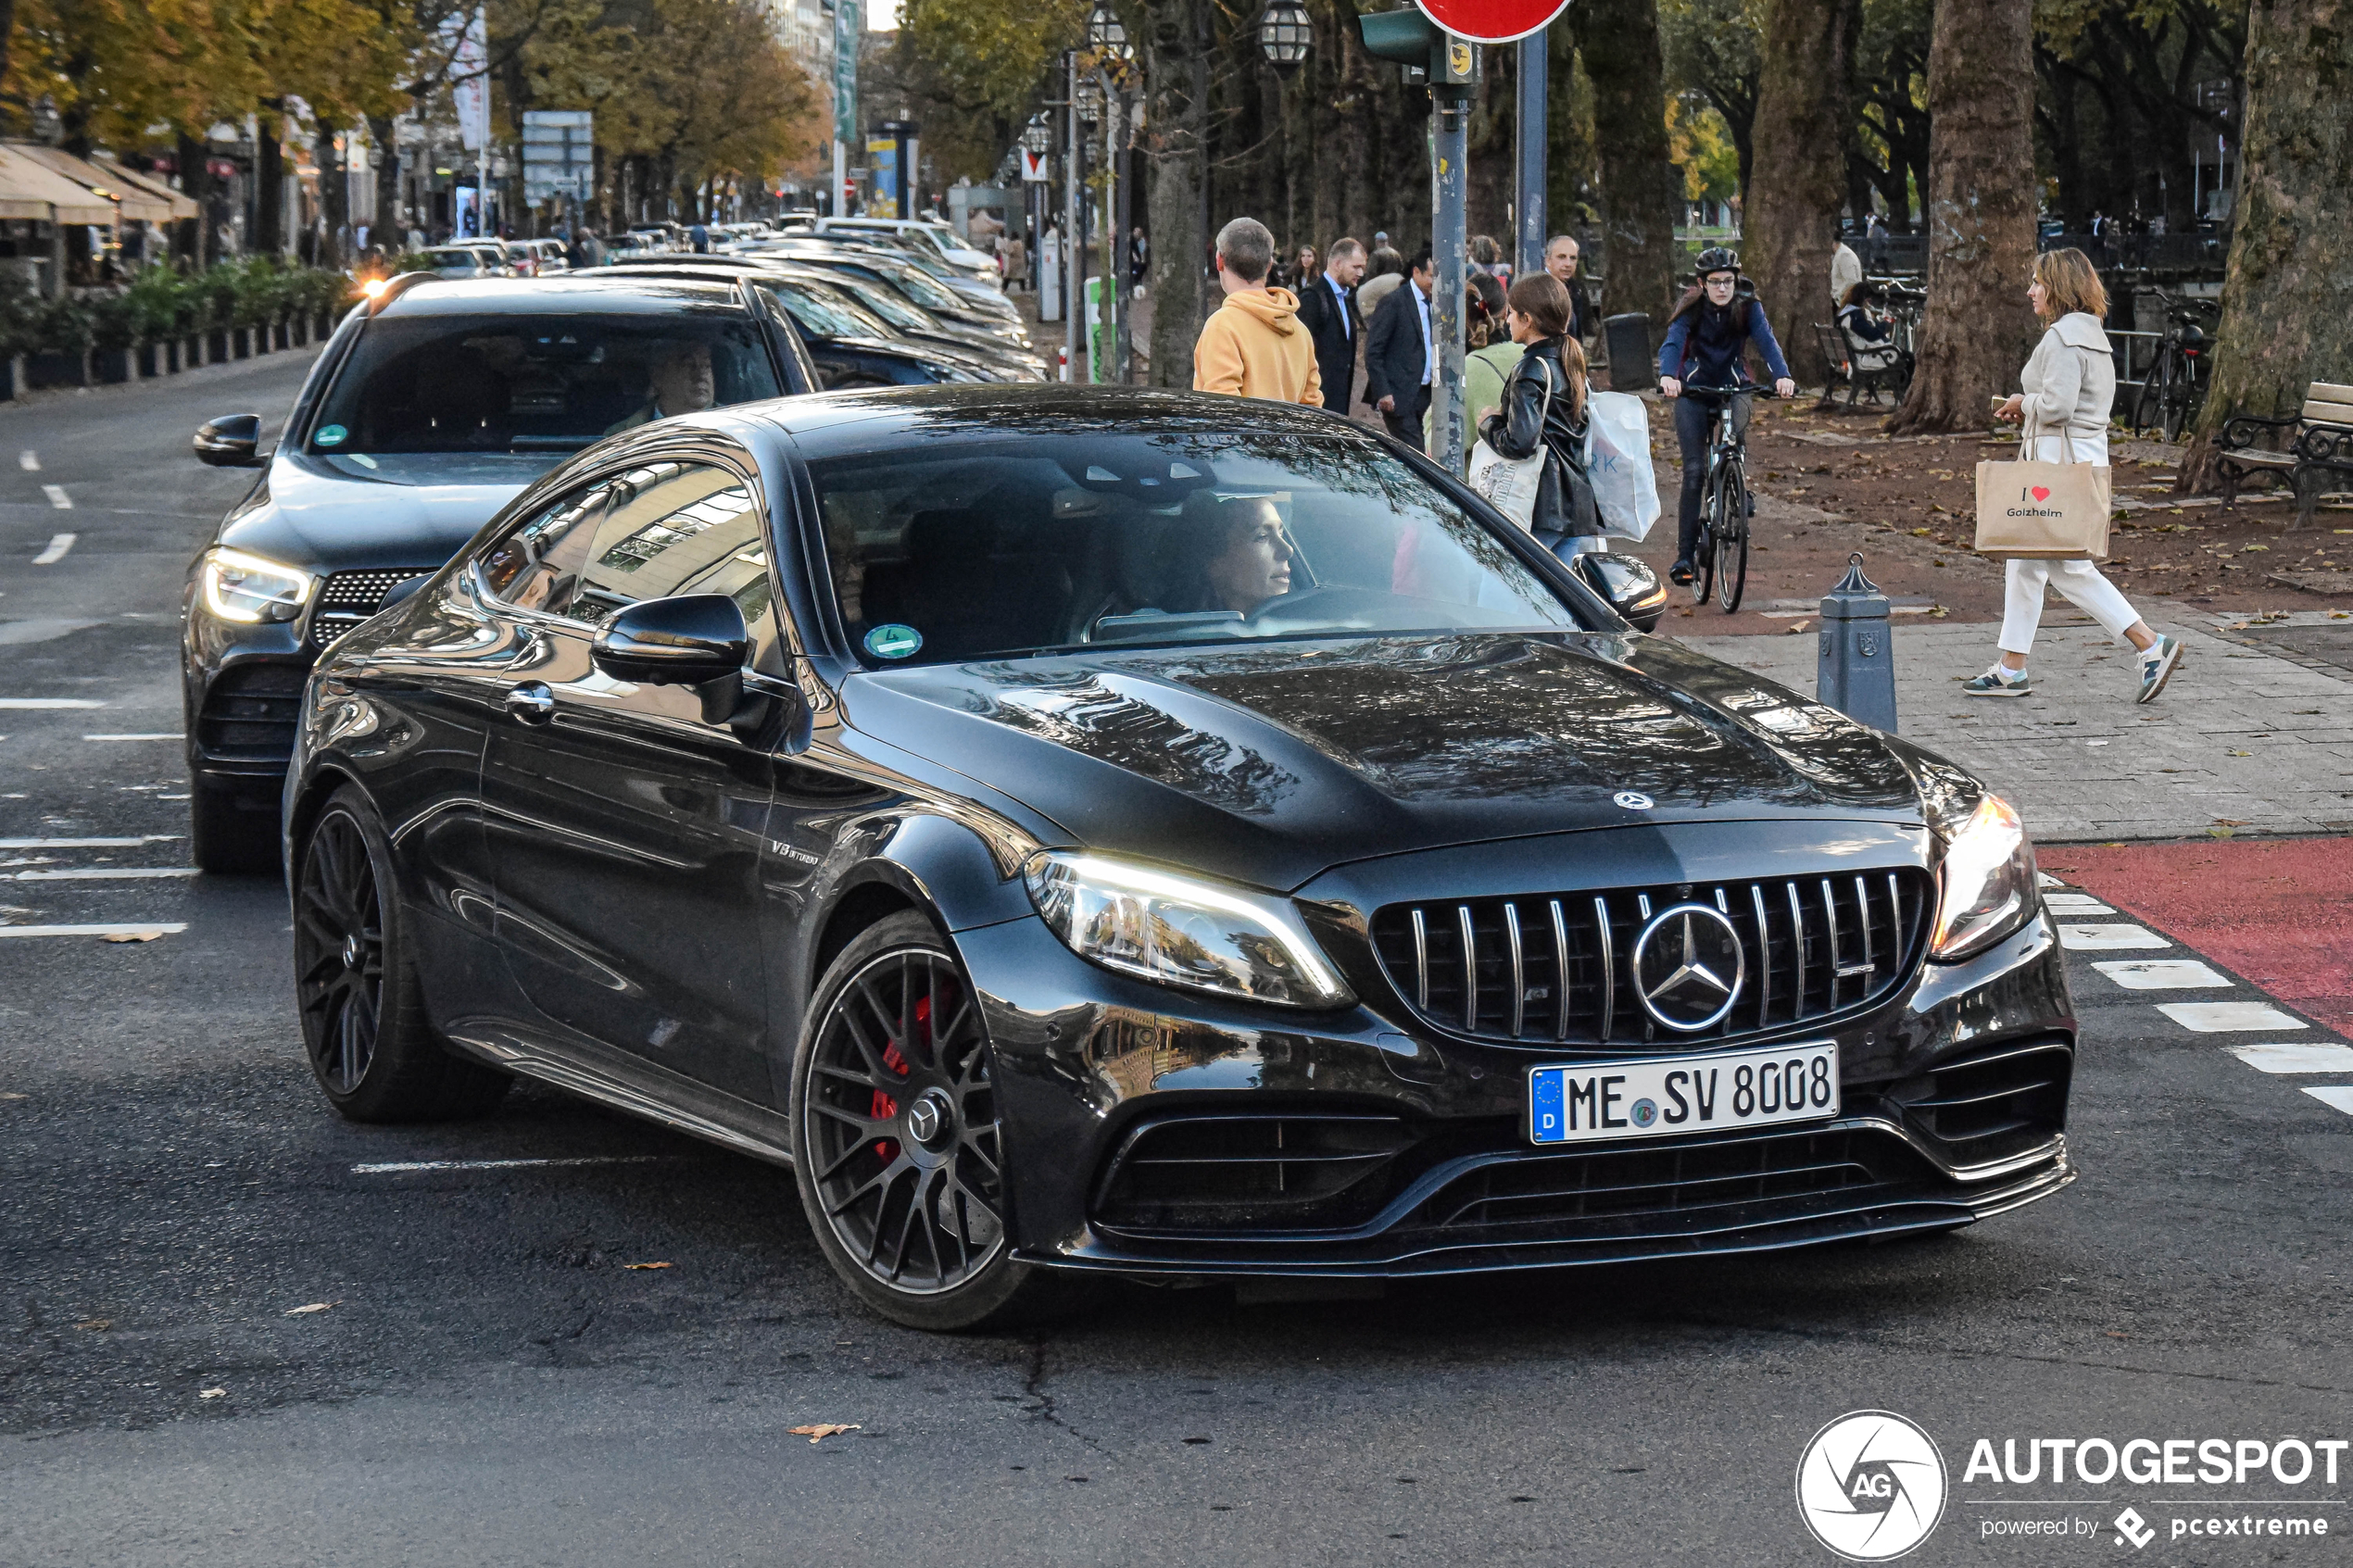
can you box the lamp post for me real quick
[1063,49,1083,382]
[1020,114,1051,300]
[1258,0,1312,73]
[1087,5,1139,385]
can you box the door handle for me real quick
[504,682,555,724]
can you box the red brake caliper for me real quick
[871,1009,922,1160]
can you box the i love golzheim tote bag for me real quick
[1973,415,2112,560]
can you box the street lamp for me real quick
[1021,113,1052,156]
[1075,75,1105,127]
[1087,1,1133,64]
[1258,0,1312,74]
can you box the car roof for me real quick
[374,275,749,317]
[712,383,1366,454]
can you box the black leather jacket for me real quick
[1477,336,1600,539]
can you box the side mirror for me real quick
[195,413,265,468]
[591,594,749,690]
[1572,551,1668,633]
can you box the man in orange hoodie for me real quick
[1192,217,1323,407]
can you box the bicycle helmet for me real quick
[1694,245,1741,279]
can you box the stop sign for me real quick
[1413,0,1571,45]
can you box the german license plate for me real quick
[1527,1042,1840,1147]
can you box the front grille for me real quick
[195,662,308,763]
[1369,869,1932,1048]
[1886,1038,2072,1167]
[309,568,430,648]
[1406,1126,1916,1232]
[1093,1114,1419,1232]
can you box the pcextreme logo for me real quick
[1796,1410,1950,1562]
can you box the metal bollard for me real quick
[1817,553,1898,732]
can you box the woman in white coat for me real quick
[1964,248,2185,703]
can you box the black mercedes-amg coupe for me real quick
[283,386,2073,1329]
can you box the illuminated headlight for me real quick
[1024,851,1353,1010]
[199,547,316,623]
[1929,793,2040,960]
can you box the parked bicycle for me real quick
[2131,289,2218,444]
[1689,383,1770,613]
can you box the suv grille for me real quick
[195,662,308,764]
[1369,869,1932,1049]
[309,568,430,648]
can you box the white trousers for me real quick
[1997,428,2137,656]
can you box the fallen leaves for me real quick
[1784,619,1811,634]
[75,1318,110,1331]
[789,1424,862,1444]
[101,929,168,944]
[198,1387,227,1399]
[283,1301,338,1316]
[622,1261,672,1272]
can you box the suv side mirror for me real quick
[591,594,749,689]
[195,413,265,468]
[1571,551,1668,633]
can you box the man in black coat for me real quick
[1294,237,1366,419]
[1363,249,1436,449]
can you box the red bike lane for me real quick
[2037,835,2353,1035]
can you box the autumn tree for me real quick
[1743,0,1858,384]
[1884,0,2036,434]
[1571,0,1680,320]
[2180,0,2353,498]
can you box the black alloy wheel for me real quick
[2133,352,2170,439]
[2161,354,2196,445]
[1714,469,1750,613]
[791,911,1075,1330]
[293,787,510,1122]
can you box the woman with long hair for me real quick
[1655,246,1795,583]
[1964,248,2183,702]
[1476,271,1602,558]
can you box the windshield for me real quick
[836,278,938,332]
[812,433,1592,668]
[307,309,781,455]
[754,277,896,341]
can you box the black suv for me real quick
[181,271,820,871]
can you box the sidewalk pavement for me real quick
[1677,609,2353,844]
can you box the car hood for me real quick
[842,632,1929,891]
[217,450,564,573]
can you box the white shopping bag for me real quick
[1466,437,1546,529]
[1583,391,1660,541]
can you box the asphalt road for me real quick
[5,364,2351,1568]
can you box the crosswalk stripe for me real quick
[2230,1043,2353,1074]
[2094,959,2230,989]
[2058,922,2170,951]
[2156,1001,2309,1033]
[2300,1086,2353,1116]
[5,867,200,881]
[0,922,188,938]
[2044,893,2115,915]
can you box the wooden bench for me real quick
[1812,321,1906,409]
[2216,381,2353,528]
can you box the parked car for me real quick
[815,216,999,281]
[180,271,822,871]
[422,244,511,279]
[748,240,1033,351]
[781,231,1020,324]
[281,384,2073,1332]
[515,238,571,275]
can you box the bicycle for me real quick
[1687,383,1768,613]
[2131,289,2217,445]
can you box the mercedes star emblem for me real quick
[1629,903,1746,1032]
[1614,791,1655,810]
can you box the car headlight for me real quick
[1024,851,1354,1010]
[199,547,316,623]
[1929,793,2040,961]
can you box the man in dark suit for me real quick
[1294,237,1366,419]
[1364,249,1436,449]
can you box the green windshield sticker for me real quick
[865,623,923,660]
[315,424,348,446]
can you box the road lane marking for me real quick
[31,533,75,564]
[350,1155,675,1174]
[0,922,188,938]
[2155,1001,2308,1033]
[2301,1086,2353,1116]
[42,485,70,509]
[18,451,36,471]
[5,867,200,881]
[82,733,182,742]
[2094,960,2232,989]
[0,698,103,709]
[2057,922,2170,951]
[2230,1043,2353,1073]
[2045,893,2116,915]
[0,835,181,847]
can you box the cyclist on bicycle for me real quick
[1657,247,1797,583]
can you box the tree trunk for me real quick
[1885,0,2036,434]
[1573,0,1680,321]
[1139,0,1211,387]
[256,107,287,257]
[1745,0,1859,386]
[177,131,214,267]
[370,115,401,249]
[2181,0,2353,497]
[316,126,347,269]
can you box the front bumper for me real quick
[964,895,2074,1279]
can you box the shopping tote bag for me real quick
[1466,359,1554,530]
[1973,419,2111,560]
[1582,391,1660,541]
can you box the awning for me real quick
[0,145,116,224]
[89,155,200,221]
[9,143,180,224]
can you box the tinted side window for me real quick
[479,480,618,613]
[568,461,770,628]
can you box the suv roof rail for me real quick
[367,270,440,314]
